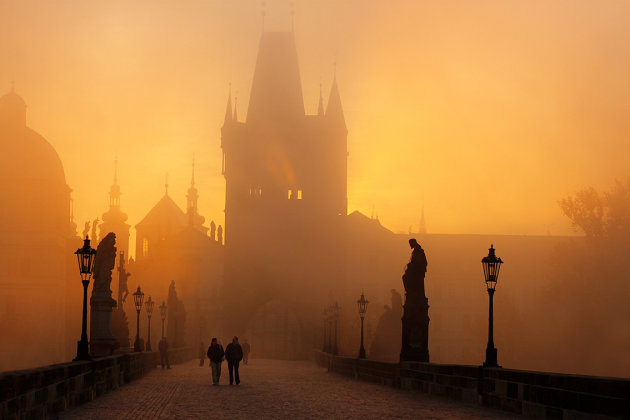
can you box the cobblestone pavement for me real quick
[61,359,517,419]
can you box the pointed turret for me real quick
[247,32,305,124]
[326,75,346,132]
[317,83,325,116]
[186,157,207,233]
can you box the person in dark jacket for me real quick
[207,338,225,385]
[158,337,170,369]
[225,336,243,385]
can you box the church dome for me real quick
[0,88,66,187]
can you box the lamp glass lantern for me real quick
[160,301,168,320]
[145,296,155,317]
[133,286,145,311]
[75,236,97,282]
[482,244,503,291]
[357,293,369,318]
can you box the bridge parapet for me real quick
[315,351,630,419]
[0,352,156,419]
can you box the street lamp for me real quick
[322,307,328,352]
[159,301,168,339]
[145,296,155,351]
[133,286,145,352]
[332,302,340,356]
[357,293,369,359]
[482,244,503,368]
[73,235,97,361]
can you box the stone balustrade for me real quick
[315,351,630,419]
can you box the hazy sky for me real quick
[3,0,630,256]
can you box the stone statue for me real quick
[111,251,130,348]
[82,221,90,238]
[369,289,403,362]
[91,218,100,244]
[90,232,119,355]
[210,220,216,241]
[117,252,130,304]
[400,238,430,362]
[217,225,223,244]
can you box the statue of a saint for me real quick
[402,238,428,299]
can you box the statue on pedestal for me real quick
[400,238,430,362]
[111,251,130,348]
[90,232,119,356]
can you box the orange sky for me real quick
[3,0,630,257]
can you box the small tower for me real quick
[100,158,130,261]
[186,157,208,234]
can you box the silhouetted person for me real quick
[159,337,171,369]
[207,337,224,385]
[199,341,205,367]
[225,336,243,385]
[242,339,251,365]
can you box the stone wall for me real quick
[315,352,630,419]
[0,352,156,419]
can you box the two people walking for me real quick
[207,336,245,385]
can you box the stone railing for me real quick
[315,351,630,419]
[0,351,157,419]
[168,347,194,365]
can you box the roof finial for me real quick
[261,1,266,32]
[165,173,169,196]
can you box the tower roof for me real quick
[326,76,346,130]
[247,32,305,124]
[136,194,187,229]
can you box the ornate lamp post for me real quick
[322,307,328,352]
[73,236,97,361]
[332,302,340,355]
[145,296,155,351]
[132,286,145,352]
[357,293,369,359]
[159,301,168,339]
[482,244,503,368]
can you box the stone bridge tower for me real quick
[221,31,348,358]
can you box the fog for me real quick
[0,1,629,378]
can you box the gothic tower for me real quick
[100,159,130,262]
[221,32,347,358]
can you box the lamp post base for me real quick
[74,339,91,361]
[483,346,500,368]
[134,338,142,352]
[359,346,366,359]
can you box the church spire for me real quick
[419,203,427,234]
[317,82,324,116]
[109,157,121,209]
[223,83,233,126]
[187,157,202,228]
[326,72,346,131]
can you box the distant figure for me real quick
[159,337,171,369]
[225,336,243,385]
[210,220,216,241]
[207,337,225,385]
[82,221,90,238]
[242,339,251,365]
[217,225,223,245]
[199,341,205,367]
[91,218,99,244]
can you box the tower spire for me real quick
[165,173,169,196]
[326,69,346,131]
[233,96,238,122]
[317,82,324,116]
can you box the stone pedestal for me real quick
[400,295,429,362]
[90,296,119,356]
